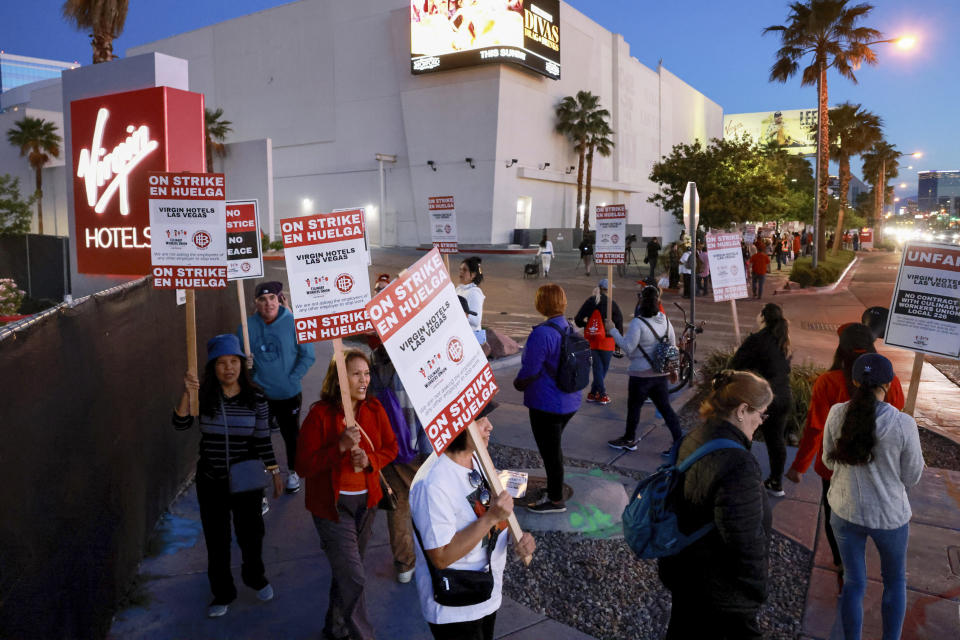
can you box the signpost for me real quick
[366,249,529,562]
[148,171,228,414]
[226,199,265,361]
[428,196,458,271]
[281,209,373,460]
[706,232,749,344]
[884,242,960,414]
[594,204,626,318]
[683,183,699,328]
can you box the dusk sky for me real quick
[4,0,956,195]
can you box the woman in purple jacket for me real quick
[513,284,582,514]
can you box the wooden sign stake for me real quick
[443,253,450,277]
[606,264,614,321]
[333,337,364,471]
[730,299,741,345]
[237,281,252,368]
[185,289,199,416]
[467,420,532,566]
[903,352,925,416]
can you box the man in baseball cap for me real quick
[240,281,316,495]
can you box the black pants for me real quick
[268,393,302,472]
[759,396,790,482]
[681,273,691,297]
[667,588,761,640]
[529,408,575,503]
[196,473,268,605]
[822,477,842,567]
[429,612,496,640]
[624,375,682,442]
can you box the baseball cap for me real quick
[255,281,283,298]
[852,353,894,386]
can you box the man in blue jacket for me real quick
[240,281,316,493]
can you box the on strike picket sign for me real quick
[594,205,626,264]
[148,172,227,289]
[281,210,372,342]
[706,232,749,301]
[884,242,960,358]
[366,249,497,454]
[226,200,264,280]
[428,196,458,253]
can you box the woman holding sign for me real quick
[172,334,283,618]
[296,350,397,640]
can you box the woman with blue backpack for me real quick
[658,370,773,639]
[605,285,682,456]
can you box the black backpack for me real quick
[541,322,592,393]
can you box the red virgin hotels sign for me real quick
[71,86,206,275]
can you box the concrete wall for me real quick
[216,138,275,239]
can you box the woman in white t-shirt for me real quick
[410,404,536,640]
[537,233,554,277]
[455,256,486,345]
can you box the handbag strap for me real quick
[634,317,662,370]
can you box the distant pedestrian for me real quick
[748,247,770,300]
[729,303,793,496]
[514,284,582,513]
[679,245,693,297]
[823,353,924,640]
[456,257,486,345]
[786,324,906,591]
[173,334,283,618]
[578,233,594,275]
[645,237,661,281]
[658,370,773,639]
[605,285,682,455]
[773,236,785,271]
[241,281,316,495]
[537,233,554,277]
[296,350,398,640]
[852,230,860,251]
[574,278,623,405]
[792,232,801,260]
[668,242,681,289]
[696,243,710,296]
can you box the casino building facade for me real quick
[4,0,722,248]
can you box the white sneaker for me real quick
[397,569,414,584]
[261,496,269,516]
[207,603,229,618]
[285,471,301,494]
[256,584,274,602]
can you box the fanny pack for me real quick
[413,523,493,607]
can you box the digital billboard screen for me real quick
[723,108,818,156]
[411,0,560,79]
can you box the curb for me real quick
[773,256,859,296]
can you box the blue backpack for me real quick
[622,438,745,559]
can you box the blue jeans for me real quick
[624,374,681,442]
[831,514,909,640]
[751,273,766,299]
[590,349,613,395]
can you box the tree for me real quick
[827,102,882,254]
[765,0,881,262]
[581,114,614,233]
[6,117,61,235]
[862,140,900,224]
[62,0,129,64]
[0,174,37,236]
[649,136,788,230]
[555,91,603,230]
[205,107,233,173]
[764,144,816,223]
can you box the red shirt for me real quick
[296,398,398,520]
[790,369,905,479]
[793,236,801,254]
[749,252,770,275]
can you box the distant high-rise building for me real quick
[918,170,960,218]
[0,52,78,93]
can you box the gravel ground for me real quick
[929,358,960,388]
[918,425,960,472]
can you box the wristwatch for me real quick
[269,468,280,476]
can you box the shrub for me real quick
[789,250,854,288]
[269,240,284,251]
[0,174,36,236]
[695,346,826,444]
[0,278,26,315]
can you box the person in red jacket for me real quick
[785,324,904,586]
[297,350,398,640]
[748,247,771,300]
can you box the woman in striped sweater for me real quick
[173,334,284,618]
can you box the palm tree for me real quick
[555,91,602,229]
[62,0,129,64]
[204,107,233,173]
[581,116,614,233]
[6,117,62,235]
[765,0,881,263]
[827,102,882,255]
[862,140,899,225]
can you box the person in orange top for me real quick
[785,324,905,584]
[748,248,771,300]
[297,350,398,640]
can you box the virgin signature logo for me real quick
[76,108,159,215]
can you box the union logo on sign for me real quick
[241,262,251,272]
[192,230,212,249]
[446,336,464,364]
[335,273,354,293]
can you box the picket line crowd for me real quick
[170,252,924,640]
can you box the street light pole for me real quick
[375,153,397,247]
